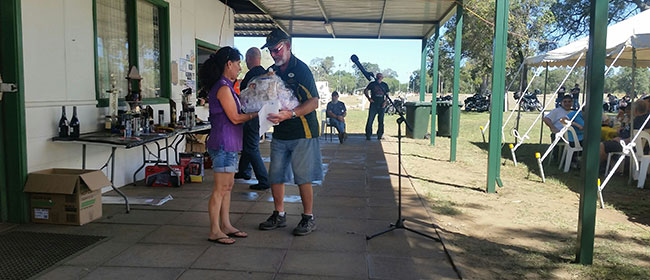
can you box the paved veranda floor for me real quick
[8,134,459,280]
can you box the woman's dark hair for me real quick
[198,46,241,92]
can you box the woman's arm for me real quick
[216,86,257,124]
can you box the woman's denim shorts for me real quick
[208,147,239,173]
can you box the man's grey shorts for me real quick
[269,138,323,185]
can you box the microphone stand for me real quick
[366,91,441,242]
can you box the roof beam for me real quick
[281,33,424,40]
[248,0,290,35]
[274,16,437,25]
[315,0,335,38]
[378,0,388,39]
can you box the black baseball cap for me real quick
[262,29,290,49]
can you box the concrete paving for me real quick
[14,134,460,279]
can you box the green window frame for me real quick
[93,0,170,107]
[195,38,219,92]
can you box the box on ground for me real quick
[24,168,110,225]
[186,134,207,153]
[180,152,204,183]
[145,165,184,187]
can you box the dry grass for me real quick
[339,104,650,279]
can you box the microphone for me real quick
[350,54,375,81]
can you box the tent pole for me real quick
[540,63,549,144]
[419,39,427,102]
[632,47,637,97]
[576,0,607,265]
[431,24,441,146]
[450,2,463,162]
[487,0,509,192]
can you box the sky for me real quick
[234,37,423,84]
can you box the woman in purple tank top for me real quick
[199,46,257,245]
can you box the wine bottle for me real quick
[70,106,80,138]
[58,106,69,138]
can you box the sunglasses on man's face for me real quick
[269,44,284,55]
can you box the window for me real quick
[195,39,219,92]
[94,0,170,106]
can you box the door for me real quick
[0,0,29,223]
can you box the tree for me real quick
[549,0,648,42]
[310,56,335,81]
[429,0,556,95]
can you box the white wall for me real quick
[22,0,234,189]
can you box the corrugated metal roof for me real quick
[221,0,457,39]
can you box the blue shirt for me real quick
[566,111,584,142]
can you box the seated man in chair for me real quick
[600,100,650,164]
[326,91,347,143]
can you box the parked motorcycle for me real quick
[514,90,543,112]
[464,91,490,112]
[385,96,405,115]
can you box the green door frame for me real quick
[450,2,463,162]
[576,0,607,265]
[0,0,29,223]
[486,0,509,193]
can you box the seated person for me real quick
[544,95,573,140]
[562,107,584,147]
[601,115,618,141]
[600,100,650,163]
[326,91,347,143]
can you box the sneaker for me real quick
[293,214,317,236]
[259,211,287,230]
[234,173,251,180]
[338,132,345,144]
[249,183,270,190]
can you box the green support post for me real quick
[430,24,440,146]
[486,0,509,193]
[576,0,607,265]
[419,39,427,102]
[0,0,29,223]
[450,2,463,162]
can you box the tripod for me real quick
[366,94,441,242]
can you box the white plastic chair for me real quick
[558,126,583,172]
[632,131,650,188]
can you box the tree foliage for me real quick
[549,0,648,43]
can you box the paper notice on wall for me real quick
[259,101,280,136]
[34,208,49,220]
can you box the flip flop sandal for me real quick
[226,231,248,238]
[207,237,235,245]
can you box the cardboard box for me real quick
[186,134,207,153]
[24,169,110,225]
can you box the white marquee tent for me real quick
[525,9,650,68]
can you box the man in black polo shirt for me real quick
[326,91,347,143]
[235,47,270,190]
[258,29,323,236]
[364,73,390,140]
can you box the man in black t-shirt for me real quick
[235,47,269,190]
[258,29,322,236]
[326,91,347,143]
[364,73,390,140]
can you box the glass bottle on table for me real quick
[58,106,69,138]
[70,106,80,138]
